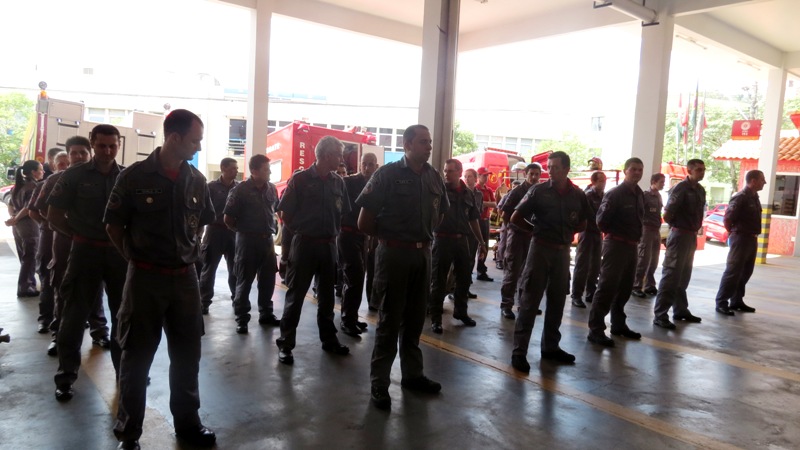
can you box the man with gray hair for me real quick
[276,135,351,364]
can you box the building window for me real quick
[228,118,246,156]
[774,174,800,216]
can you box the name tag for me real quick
[395,179,413,185]
[135,188,163,195]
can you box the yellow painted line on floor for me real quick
[422,336,742,450]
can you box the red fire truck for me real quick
[264,121,383,195]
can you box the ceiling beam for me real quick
[459,2,632,52]
[675,13,783,69]
[785,51,800,77]
[665,0,763,16]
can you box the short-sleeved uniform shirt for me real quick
[341,172,369,229]
[355,156,449,242]
[103,148,215,267]
[584,187,604,234]
[515,179,590,245]
[277,163,350,238]
[223,178,278,234]
[207,177,238,226]
[596,181,644,242]
[724,188,761,235]
[436,180,480,235]
[475,183,495,220]
[47,159,122,241]
[642,188,663,229]
[664,177,705,232]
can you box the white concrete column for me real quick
[245,0,274,177]
[418,0,460,171]
[630,16,674,187]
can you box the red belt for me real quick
[73,235,113,247]
[340,226,363,235]
[133,260,190,275]
[434,232,463,239]
[299,234,335,244]
[533,238,570,250]
[607,234,639,246]
[379,239,430,249]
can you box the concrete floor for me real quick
[1,240,799,450]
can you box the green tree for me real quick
[451,121,478,156]
[537,133,599,172]
[0,93,35,185]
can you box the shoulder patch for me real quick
[107,192,122,210]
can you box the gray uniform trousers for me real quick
[338,229,368,326]
[199,225,237,308]
[277,236,338,350]
[232,233,277,325]
[714,233,757,308]
[55,242,125,388]
[370,243,430,389]
[501,227,532,311]
[37,228,55,327]
[114,264,204,441]
[513,242,571,356]
[571,231,602,302]
[654,230,697,320]
[588,239,638,335]
[429,236,471,322]
[633,226,661,291]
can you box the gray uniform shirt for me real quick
[207,177,238,226]
[277,163,350,238]
[223,178,278,234]
[664,177,706,232]
[642,188,663,229]
[596,181,644,242]
[515,179,590,245]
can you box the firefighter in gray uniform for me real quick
[570,171,606,308]
[714,169,765,315]
[224,154,280,333]
[48,124,126,402]
[338,152,379,337]
[357,124,449,410]
[499,163,541,319]
[106,109,216,449]
[510,151,589,372]
[276,135,351,364]
[429,158,484,334]
[653,159,706,329]
[587,158,645,347]
[198,157,239,314]
[632,173,665,297]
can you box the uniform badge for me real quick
[433,197,440,211]
[188,214,199,229]
[107,192,122,210]
[335,197,343,212]
[146,197,154,204]
[362,182,373,195]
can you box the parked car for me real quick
[705,203,728,217]
[0,185,12,205]
[703,212,728,244]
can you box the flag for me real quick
[676,94,684,145]
[695,96,707,145]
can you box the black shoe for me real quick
[278,348,294,365]
[322,341,350,355]
[401,376,441,393]
[731,303,756,313]
[585,295,593,304]
[446,293,455,301]
[37,323,49,334]
[501,309,516,320]
[92,336,111,349]
[674,313,702,323]
[467,291,478,299]
[47,340,58,356]
[716,306,735,316]
[431,322,443,334]
[453,314,477,326]
[17,290,40,297]
[55,385,73,402]
[236,324,248,334]
[653,318,676,329]
[476,274,494,282]
[610,328,642,339]
[176,425,216,447]
[587,333,615,347]
[368,306,378,312]
[541,348,576,364]
[631,289,646,298]
[644,287,658,296]
[495,261,504,270]
[117,440,140,450]
[258,314,281,326]
[356,321,368,330]
[571,298,586,308]
[511,355,530,373]
[201,306,209,315]
[537,309,543,315]
[84,322,89,329]
[371,386,391,410]
[340,323,362,338]
[335,290,342,298]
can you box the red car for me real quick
[1,185,12,204]
[705,203,728,217]
[703,212,728,244]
